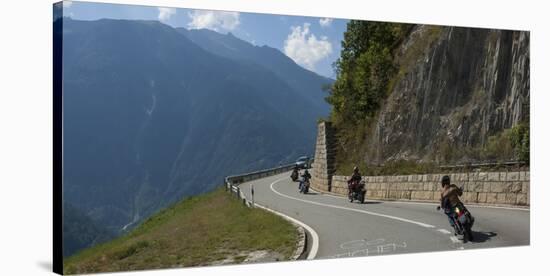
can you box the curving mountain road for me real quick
[238,172,530,259]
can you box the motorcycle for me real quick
[348,180,366,204]
[291,170,299,182]
[438,202,475,243]
[299,178,310,194]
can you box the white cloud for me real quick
[158,7,176,22]
[187,10,240,32]
[319,18,333,27]
[284,23,333,71]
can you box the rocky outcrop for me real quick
[365,25,529,164]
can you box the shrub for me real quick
[510,123,530,163]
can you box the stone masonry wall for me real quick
[331,171,529,206]
[311,122,530,207]
[311,121,336,192]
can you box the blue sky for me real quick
[62,1,348,78]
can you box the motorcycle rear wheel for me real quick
[464,225,474,241]
[358,193,364,204]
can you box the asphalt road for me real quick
[238,172,530,259]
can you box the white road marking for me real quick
[254,203,319,260]
[450,235,465,249]
[450,236,461,243]
[309,186,530,212]
[339,238,386,249]
[437,229,452,234]
[270,177,436,229]
[321,193,347,200]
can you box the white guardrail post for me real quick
[251,184,255,207]
[224,163,296,207]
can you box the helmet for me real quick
[441,175,450,187]
[353,166,358,172]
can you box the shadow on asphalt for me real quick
[470,231,497,243]
[363,201,383,204]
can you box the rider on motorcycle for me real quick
[348,166,362,195]
[438,175,464,234]
[302,169,311,181]
[299,169,312,191]
[291,165,299,181]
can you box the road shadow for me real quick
[470,231,497,243]
[304,192,320,195]
[341,201,383,205]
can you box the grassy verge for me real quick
[64,187,298,274]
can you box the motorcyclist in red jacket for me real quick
[347,166,362,195]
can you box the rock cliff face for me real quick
[365,25,529,164]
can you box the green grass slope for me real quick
[64,187,298,274]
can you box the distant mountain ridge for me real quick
[177,27,333,113]
[59,18,331,256]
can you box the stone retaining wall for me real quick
[311,121,336,192]
[330,171,529,206]
[310,122,530,207]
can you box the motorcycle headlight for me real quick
[455,207,460,214]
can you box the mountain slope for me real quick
[176,28,333,114]
[63,202,115,257]
[59,18,328,253]
[365,25,530,164]
[326,23,529,173]
[63,188,298,274]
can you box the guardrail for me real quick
[225,163,296,206]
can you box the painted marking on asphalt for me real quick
[340,238,386,249]
[449,236,465,249]
[437,229,452,234]
[327,240,407,258]
[321,193,347,200]
[270,178,436,229]
[254,203,319,260]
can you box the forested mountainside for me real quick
[63,202,115,257]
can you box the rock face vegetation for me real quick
[325,22,530,173]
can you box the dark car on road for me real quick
[295,156,310,169]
